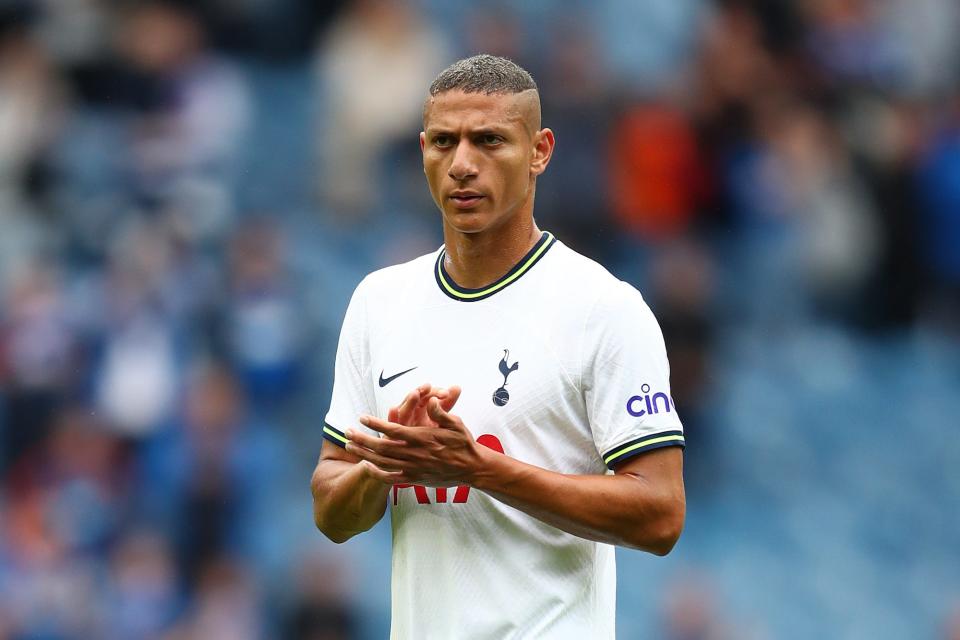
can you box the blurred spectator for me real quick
[116,1,251,239]
[802,0,900,90]
[39,408,130,554]
[34,0,112,70]
[649,240,716,487]
[0,407,127,638]
[283,551,358,640]
[104,529,182,638]
[850,99,925,329]
[92,222,183,437]
[879,0,960,97]
[314,0,448,216]
[607,101,706,241]
[916,94,960,331]
[0,23,64,213]
[0,261,78,472]
[757,101,880,319]
[224,218,303,409]
[140,363,287,581]
[536,15,613,260]
[460,4,528,65]
[660,573,733,640]
[193,0,347,60]
[690,0,783,232]
[592,0,703,91]
[164,555,263,640]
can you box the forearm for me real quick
[471,449,684,554]
[311,459,390,543]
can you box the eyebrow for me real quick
[425,125,513,137]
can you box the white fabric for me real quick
[325,236,683,639]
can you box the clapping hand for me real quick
[346,383,486,487]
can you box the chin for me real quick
[443,210,495,234]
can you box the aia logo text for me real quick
[392,434,503,505]
[626,384,673,417]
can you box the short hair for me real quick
[428,54,538,96]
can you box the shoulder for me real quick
[548,240,649,314]
[352,249,441,302]
[547,242,663,361]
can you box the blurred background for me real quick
[0,0,957,638]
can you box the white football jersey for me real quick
[324,231,684,640]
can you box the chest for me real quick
[367,302,592,470]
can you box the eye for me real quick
[480,134,503,146]
[433,135,453,148]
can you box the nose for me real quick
[448,140,478,181]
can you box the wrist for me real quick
[468,445,502,491]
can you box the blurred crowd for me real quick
[0,0,958,638]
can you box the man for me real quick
[311,54,685,639]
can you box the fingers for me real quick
[358,414,405,438]
[396,385,429,425]
[392,383,459,426]
[346,428,406,456]
[439,385,462,412]
[408,385,460,413]
[345,440,407,472]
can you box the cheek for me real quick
[500,156,530,197]
[423,159,443,192]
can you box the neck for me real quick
[442,217,542,290]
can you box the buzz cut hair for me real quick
[428,54,538,96]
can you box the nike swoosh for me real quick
[378,366,418,388]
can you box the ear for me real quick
[419,131,426,152]
[530,128,555,177]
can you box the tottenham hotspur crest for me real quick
[492,349,519,406]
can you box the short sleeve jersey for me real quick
[324,232,684,640]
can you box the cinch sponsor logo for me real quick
[626,384,673,417]
[392,434,503,505]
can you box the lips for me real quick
[449,191,485,209]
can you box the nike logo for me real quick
[378,366,417,388]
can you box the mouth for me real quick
[448,192,485,209]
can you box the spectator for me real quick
[164,555,263,640]
[0,261,78,472]
[115,1,251,240]
[314,0,448,216]
[916,94,960,331]
[93,223,182,438]
[224,219,303,409]
[607,101,706,242]
[0,23,64,213]
[104,529,182,638]
[283,551,358,640]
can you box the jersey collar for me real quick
[435,231,557,302]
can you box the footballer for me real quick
[311,55,686,639]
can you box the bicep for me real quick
[312,439,360,496]
[612,446,685,498]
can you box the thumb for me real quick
[427,396,458,428]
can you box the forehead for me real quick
[423,90,529,132]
